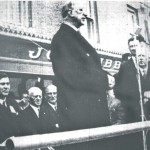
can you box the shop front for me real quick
[0,32,53,98]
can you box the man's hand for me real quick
[144,91,150,104]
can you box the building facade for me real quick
[0,1,149,97]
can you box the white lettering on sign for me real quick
[113,61,121,70]
[100,58,104,64]
[28,47,50,60]
[29,47,43,59]
[101,58,121,71]
[103,59,113,68]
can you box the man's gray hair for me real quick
[45,84,57,93]
[62,1,74,18]
[28,87,42,97]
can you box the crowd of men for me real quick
[0,73,59,150]
[0,1,150,150]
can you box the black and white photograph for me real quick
[0,0,150,150]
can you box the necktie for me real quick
[37,107,40,118]
[3,101,7,107]
[54,105,57,111]
[142,69,147,79]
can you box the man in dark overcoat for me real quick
[50,1,111,150]
[50,1,110,131]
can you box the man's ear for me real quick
[68,9,74,17]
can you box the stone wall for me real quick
[32,1,65,39]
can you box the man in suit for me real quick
[137,46,150,119]
[51,1,110,131]
[50,1,112,150]
[140,50,150,150]
[17,87,43,136]
[114,35,150,150]
[114,35,148,123]
[40,84,60,133]
[0,73,18,149]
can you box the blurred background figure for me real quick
[17,90,29,111]
[107,73,125,125]
[114,53,131,80]
[121,53,131,64]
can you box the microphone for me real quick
[130,26,142,37]
[130,26,149,44]
[135,26,142,35]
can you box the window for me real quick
[28,1,32,28]
[18,1,32,27]
[127,4,139,35]
[0,1,32,28]
[84,1,100,44]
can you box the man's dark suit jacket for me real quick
[0,103,18,143]
[50,23,110,130]
[40,102,59,133]
[114,59,150,123]
[17,105,44,136]
[113,59,150,150]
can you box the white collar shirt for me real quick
[30,104,40,118]
[139,67,148,76]
[48,102,57,111]
[132,56,137,68]
[0,97,6,106]
[63,22,79,32]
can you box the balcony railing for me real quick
[5,121,150,150]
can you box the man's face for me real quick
[22,93,28,99]
[0,77,10,97]
[70,4,86,27]
[30,90,42,107]
[45,86,57,105]
[128,40,140,56]
[138,52,147,68]
[22,93,29,103]
[137,42,147,68]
